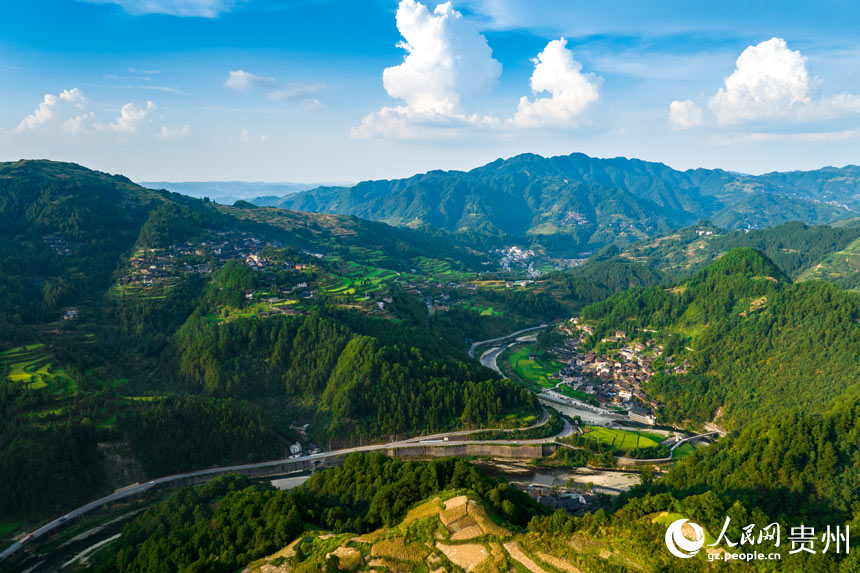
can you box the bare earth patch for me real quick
[536,551,582,573]
[503,541,549,573]
[436,542,489,571]
[330,546,362,570]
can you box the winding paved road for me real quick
[468,324,547,358]
[0,409,569,564]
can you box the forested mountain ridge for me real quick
[618,220,860,282]
[267,152,858,254]
[581,248,860,430]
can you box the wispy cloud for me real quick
[225,70,324,110]
[267,83,324,101]
[158,124,191,140]
[225,70,278,91]
[714,128,860,144]
[80,0,238,18]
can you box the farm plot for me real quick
[583,426,664,450]
[456,300,503,317]
[324,262,398,300]
[507,345,563,388]
[415,257,474,283]
[0,344,76,393]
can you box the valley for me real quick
[3,157,860,571]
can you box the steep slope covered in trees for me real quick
[582,248,860,429]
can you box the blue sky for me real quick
[1,0,860,182]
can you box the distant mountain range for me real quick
[139,180,350,206]
[255,152,860,255]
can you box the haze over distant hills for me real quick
[257,152,860,255]
[139,180,350,206]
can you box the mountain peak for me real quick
[692,247,789,285]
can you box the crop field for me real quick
[507,345,563,388]
[455,300,503,316]
[0,344,76,393]
[797,236,860,288]
[110,275,185,300]
[414,257,474,283]
[583,426,665,450]
[324,262,398,300]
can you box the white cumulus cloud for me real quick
[225,70,278,91]
[97,101,156,133]
[669,37,860,134]
[352,0,501,139]
[9,88,178,140]
[80,0,236,18]
[15,88,85,133]
[511,38,601,128]
[709,37,810,124]
[669,99,704,129]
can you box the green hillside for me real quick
[796,234,860,289]
[620,220,860,280]
[0,161,540,522]
[86,450,860,572]
[582,248,860,429]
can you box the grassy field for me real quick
[555,383,591,402]
[507,345,563,388]
[498,409,540,428]
[672,442,696,459]
[583,426,665,450]
[0,521,22,537]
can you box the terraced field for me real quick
[0,344,76,393]
[324,262,398,300]
[414,256,474,283]
[797,235,860,289]
[109,276,185,300]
